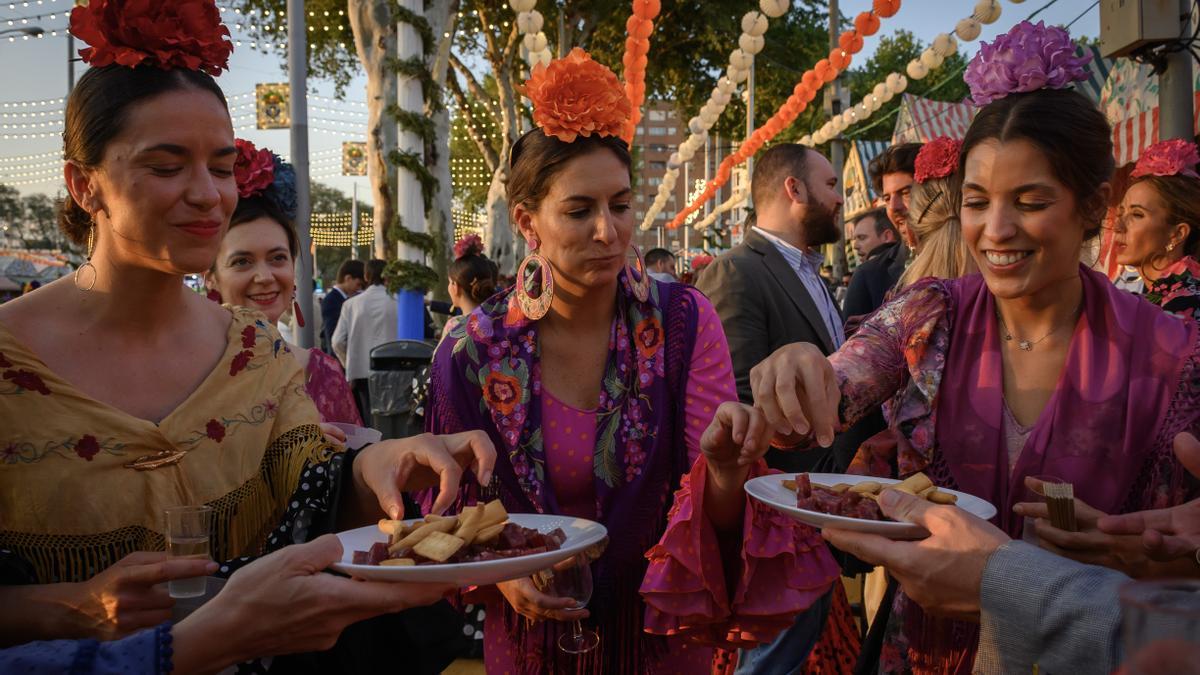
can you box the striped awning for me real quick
[842,140,890,220]
[891,94,977,144]
[1071,45,1111,104]
[1101,56,1200,166]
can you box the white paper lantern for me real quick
[741,11,768,37]
[532,49,553,67]
[865,96,882,112]
[887,73,907,93]
[688,116,705,134]
[712,89,732,106]
[729,49,754,71]
[955,17,982,42]
[974,0,1001,24]
[799,135,812,145]
[759,0,789,19]
[855,102,870,118]
[739,34,765,55]
[668,153,682,168]
[523,31,548,53]
[678,146,696,162]
[717,76,737,94]
[920,48,945,70]
[517,10,544,34]
[692,129,709,144]
[932,33,958,57]
[906,60,928,80]
[509,0,536,13]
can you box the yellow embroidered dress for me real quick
[0,307,342,583]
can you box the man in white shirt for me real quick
[332,259,397,424]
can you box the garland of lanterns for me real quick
[639,0,790,231]
[510,0,552,69]
[620,0,661,144]
[667,0,902,230]
[802,0,1004,145]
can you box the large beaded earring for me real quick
[515,239,554,320]
[624,244,650,302]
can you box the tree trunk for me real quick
[347,0,398,260]
[426,0,458,300]
[485,169,517,271]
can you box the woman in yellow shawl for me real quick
[0,1,493,646]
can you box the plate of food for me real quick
[744,472,997,539]
[332,500,608,584]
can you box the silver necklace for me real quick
[996,302,1082,352]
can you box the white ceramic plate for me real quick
[331,514,608,584]
[745,473,998,540]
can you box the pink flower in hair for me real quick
[454,234,484,259]
[1131,139,1200,179]
[913,137,962,183]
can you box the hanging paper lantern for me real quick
[854,11,881,36]
[974,0,1001,24]
[872,0,901,19]
[626,15,654,39]
[920,48,944,70]
[906,59,928,80]
[932,33,957,57]
[523,32,548,53]
[509,0,536,13]
[730,48,754,71]
[839,31,865,55]
[830,48,852,70]
[759,0,790,19]
[741,11,769,36]
[517,10,544,34]
[955,17,982,41]
[632,0,661,20]
[739,34,765,55]
[728,67,749,83]
[887,72,907,93]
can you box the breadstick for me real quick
[894,472,934,496]
[453,504,485,544]
[850,481,882,494]
[475,521,507,544]
[390,517,457,554]
[380,558,415,567]
[479,500,509,529]
[927,490,958,505]
[377,519,406,536]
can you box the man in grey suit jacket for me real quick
[697,144,882,476]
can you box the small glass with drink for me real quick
[164,505,213,599]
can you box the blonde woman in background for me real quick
[895,136,976,291]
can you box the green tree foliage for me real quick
[233,0,360,95]
[310,180,370,287]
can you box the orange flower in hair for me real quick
[524,48,631,143]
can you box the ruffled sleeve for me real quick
[639,458,840,649]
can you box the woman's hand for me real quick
[353,430,497,519]
[319,423,348,446]
[495,577,587,623]
[0,552,218,644]
[1014,477,1150,577]
[749,342,841,447]
[701,402,773,478]
[173,535,453,674]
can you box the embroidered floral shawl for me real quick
[0,306,339,583]
[424,272,699,674]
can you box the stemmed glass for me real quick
[552,553,600,654]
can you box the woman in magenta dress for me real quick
[204,140,361,425]
[424,49,852,673]
[749,22,1200,673]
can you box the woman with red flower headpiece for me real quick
[204,139,362,427]
[752,22,1200,674]
[424,48,853,674]
[440,234,499,340]
[0,1,493,670]
[1114,139,1200,323]
[893,136,976,291]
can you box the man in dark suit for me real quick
[321,259,365,353]
[843,207,904,318]
[696,143,877,674]
[843,142,922,318]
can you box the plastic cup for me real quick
[164,505,213,599]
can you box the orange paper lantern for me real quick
[801,71,821,91]
[872,0,901,19]
[830,49,851,71]
[632,0,661,20]
[626,37,649,58]
[814,59,834,82]
[854,11,880,36]
[839,31,864,54]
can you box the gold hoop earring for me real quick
[515,243,554,320]
[624,244,651,302]
[74,225,97,292]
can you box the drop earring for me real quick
[74,225,97,292]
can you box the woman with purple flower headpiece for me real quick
[750,21,1200,674]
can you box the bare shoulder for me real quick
[0,277,78,344]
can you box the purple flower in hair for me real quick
[964,20,1091,107]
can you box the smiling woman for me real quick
[748,20,1200,675]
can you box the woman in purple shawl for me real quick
[423,49,846,674]
[749,22,1200,674]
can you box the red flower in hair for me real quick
[1132,139,1200,179]
[454,234,484,260]
[75,435,100,461]
[234,139,276,199]
[70,0,233,75]
[913,137,963,183]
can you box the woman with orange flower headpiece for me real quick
[425,48,850,674]
[0,0,493,667]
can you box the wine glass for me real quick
[552,553,600,654]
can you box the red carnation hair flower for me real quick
[70,0,233,76]
[234,139,276,199]
[523,48,631,143]
[1132,139,1200,179]
[913,136,963,183]
[454,234,484,259]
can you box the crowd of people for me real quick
[0,3,1198,674]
